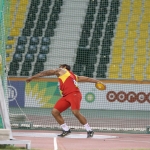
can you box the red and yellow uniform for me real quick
[54,69,82,112]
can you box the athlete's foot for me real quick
[87,130,94,138]
[58,129,71,137]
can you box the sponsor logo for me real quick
[8,86,17,101]
[85,92,95,103]
[106,91,150,103]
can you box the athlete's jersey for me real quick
[58,69,80,96]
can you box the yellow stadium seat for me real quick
[17,6,27,13]
[136,39,147,47]
[143,9,150,15]
[19,0,29,5]
[130,15,140,22]
[117,23,127,30]
[120,8,131,15]
[128,22,138,30]
[115,30,126,39]
[145,65,150,74]
[121,64,132,73]
[122,0,131,7]
[125,39,135,47]
[144,1,150,8]
[14,21,24,28]
[108,64,120,73]
[112,47,123,55]
[133,65,144,74]
[136,49,146,56]
[6,49,14,53]
[9,28,20,36]
[6,40,16,45]
[138,31,149,39]
[139,23,149,30]
[127,31,137,39]
[131,8,142,15]
[111,56,122,64]
[6,57,11,62]
[113,39,124,47]
[142,16,149,23]
[121,73,132,79]
[119,15,129,22]
[124,56,135,64]
[10,6,16,13]
[108,73,119,79]
[134,74,144,81]
[15,15,25,21]
[132,2,142,8]
[10,0,18,5]
[135,57,147,65]
[124,48,135,56]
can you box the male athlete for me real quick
[26,64,105,138]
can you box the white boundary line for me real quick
[54,137,58,150]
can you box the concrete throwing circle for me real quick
[13,132,118,139]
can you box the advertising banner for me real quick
[79,83,150,110]
[25,82,61,108]
[8,81,25,107]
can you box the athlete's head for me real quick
[59,64,71,71]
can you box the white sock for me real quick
[84,123,92,131]
[60,123,69,131]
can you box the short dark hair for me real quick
[59,64,71,71]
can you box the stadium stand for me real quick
[7,0,150,81]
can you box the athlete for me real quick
[26,64,104,138]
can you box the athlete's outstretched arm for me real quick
[26,69,61,83]
[77,76,102,83]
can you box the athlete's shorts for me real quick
[54,91,82,113]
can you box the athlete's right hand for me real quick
[26,77,32,83]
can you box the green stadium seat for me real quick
[90,38,100,47]
[28,45,37,54]
[55,0,63,6]
[22,28,31,36]
[43,0,51,7]
[21,62,32,71]
[20,71,29,76]
[83,65,94,77]
[99,55,110,64]
[34,62,44,72]
[9,62,19,71]
[27,12,37,21]
[96,64,107,74]
[40,6,50,14]
[8,70,17,76]
[41,37,50,45]
[49,13,59,22]
[37,54,47,62]
[79,38,89,47]
[39,45,49,54]
[25,54,34,62]
[101,47,111,55]
[52,6,61,14]
[13,53,22,62]
[96,73,106,78]
[73,63,84,74]
[36,20,45,29]
[25,20,34,28]
[33,28,43,37]
[47,21,57,29]
[105,22,115,31]
[17,36,27,45]
[16,45,25,53]
[45,28,54,37]
[30,37,39,45]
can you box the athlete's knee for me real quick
[51,108,60,116]
[72,110,80,117]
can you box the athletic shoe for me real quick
[87,130,94,138]
[57,129,71,137]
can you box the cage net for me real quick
[0,0,10,128]
[5,0,150,133]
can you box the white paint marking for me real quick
[54,137,58,150]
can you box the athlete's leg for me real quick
[72,109,87,125]
[51,97,70,125]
